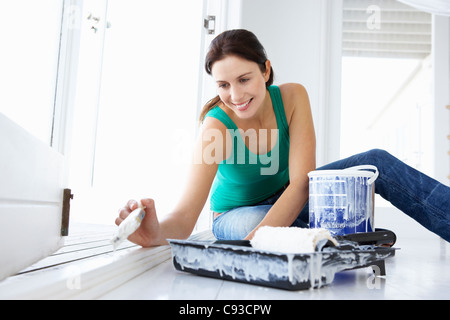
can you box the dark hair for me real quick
[199,29,274,122]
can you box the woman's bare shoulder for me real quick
[278,83,308,101]
[277,83,310,124]
[201,112,228,133]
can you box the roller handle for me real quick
[336,228,396,247]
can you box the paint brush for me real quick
[111,202,146,250]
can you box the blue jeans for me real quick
[212,149,450,242]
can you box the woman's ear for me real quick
[264,60,271,82]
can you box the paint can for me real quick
[308,165,378,236]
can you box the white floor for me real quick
[1,206,449,300]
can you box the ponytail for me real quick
[199,95,221,124]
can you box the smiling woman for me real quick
[114,28,449,248]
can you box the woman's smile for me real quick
[233,98,253,111]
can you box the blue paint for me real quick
[308,166,378,236]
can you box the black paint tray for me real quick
[168,230,397,290]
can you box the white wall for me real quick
[234,0,343,166]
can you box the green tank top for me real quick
[205,85,290,212]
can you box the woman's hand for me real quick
[115,198,162,247]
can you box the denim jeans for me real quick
[212,149,450,242]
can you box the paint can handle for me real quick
[344,165,379,185]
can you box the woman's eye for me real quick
[219,83,229,89]
[240,78,249,83]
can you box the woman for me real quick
[115,29,450,245]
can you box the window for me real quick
[341,0,433,168]
[340,0,434,205]
[69,0,204,224]
[0,0,63,144]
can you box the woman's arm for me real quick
[116,117,227,246]
[244,83,316,239]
